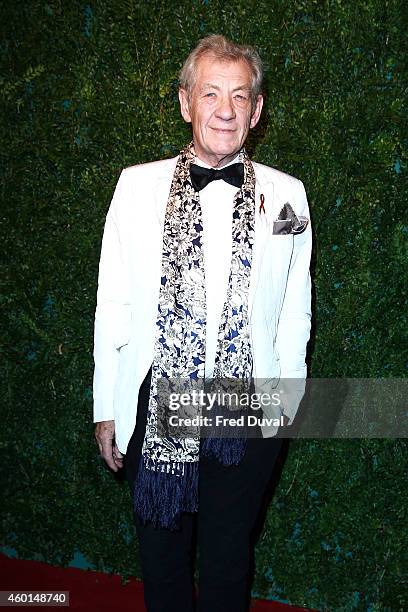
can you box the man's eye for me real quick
[205,92,216,97]
[235,94,247,101]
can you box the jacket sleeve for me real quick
[93,170,131,422]
[275,179,312,425]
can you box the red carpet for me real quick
[0,553,313,611]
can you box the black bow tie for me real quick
[190,162,244,192]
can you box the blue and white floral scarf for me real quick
[133,142,255,530]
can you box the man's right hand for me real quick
[94,420,124,472]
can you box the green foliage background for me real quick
[1,0,407,609]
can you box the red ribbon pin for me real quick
[259,193,266,214]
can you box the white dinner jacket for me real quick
[93,155,312,453]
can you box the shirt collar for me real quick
[194,152,242,170]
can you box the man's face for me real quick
[179,54,263,168]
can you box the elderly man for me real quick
[94,35,312,612]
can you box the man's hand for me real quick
[95,420,123,472]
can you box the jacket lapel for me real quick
[248,166,275,316]
[154,156,178,229]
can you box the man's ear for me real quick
[178,88,192,123]
[250,94,264,129]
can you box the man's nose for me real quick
[215,96,235,120]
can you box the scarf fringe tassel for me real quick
[133,437,247,530]
[133,457,199,531]
[200,436,247,466]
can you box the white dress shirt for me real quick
[195,155,241,378]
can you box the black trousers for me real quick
[124,367,284,612]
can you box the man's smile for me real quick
[209,127,237,133]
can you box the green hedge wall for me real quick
[1,1,407,609]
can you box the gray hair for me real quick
[179,34,263,109]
